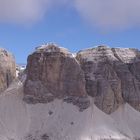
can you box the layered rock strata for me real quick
[24,44,140,114]
[24,44,88,109]
[77,46,140,113]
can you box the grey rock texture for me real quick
[63,96,90,112]
[0,48,16,93]
[77,46,140,113]
[24,44,87,104]
[24,44,140,114]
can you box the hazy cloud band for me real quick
[75,0,140,30]
[0,0,140,30]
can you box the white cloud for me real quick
[0,0,71,24]
[74,0,140,30]
[0,0,140,30]
[0,0,51,24]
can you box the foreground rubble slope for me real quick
[0,81,140,140]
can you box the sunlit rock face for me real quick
[24,44,140,114]
[0,48,16,93]
[24,44,88,105]
[77,46,140,113]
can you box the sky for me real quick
[0,0,140,64]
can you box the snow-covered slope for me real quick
[0,81,140,140]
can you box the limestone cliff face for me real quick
[24,44,87,104]
[0,48,16,93]
[77,46,140,113]
[24,44,140,114]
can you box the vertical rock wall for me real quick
[0,48,16,93]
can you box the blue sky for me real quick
[0,0,140,63]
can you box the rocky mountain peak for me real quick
[96,45,109,49]
[112,48,140,63]
[0,48,16,93]
[77,45,118,63]
[1,45,140,140]
[23,44,140,114]
[24,44,89,109]
[35,43,72,57]
[77,46,140,113]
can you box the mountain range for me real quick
[0,43,140,140]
